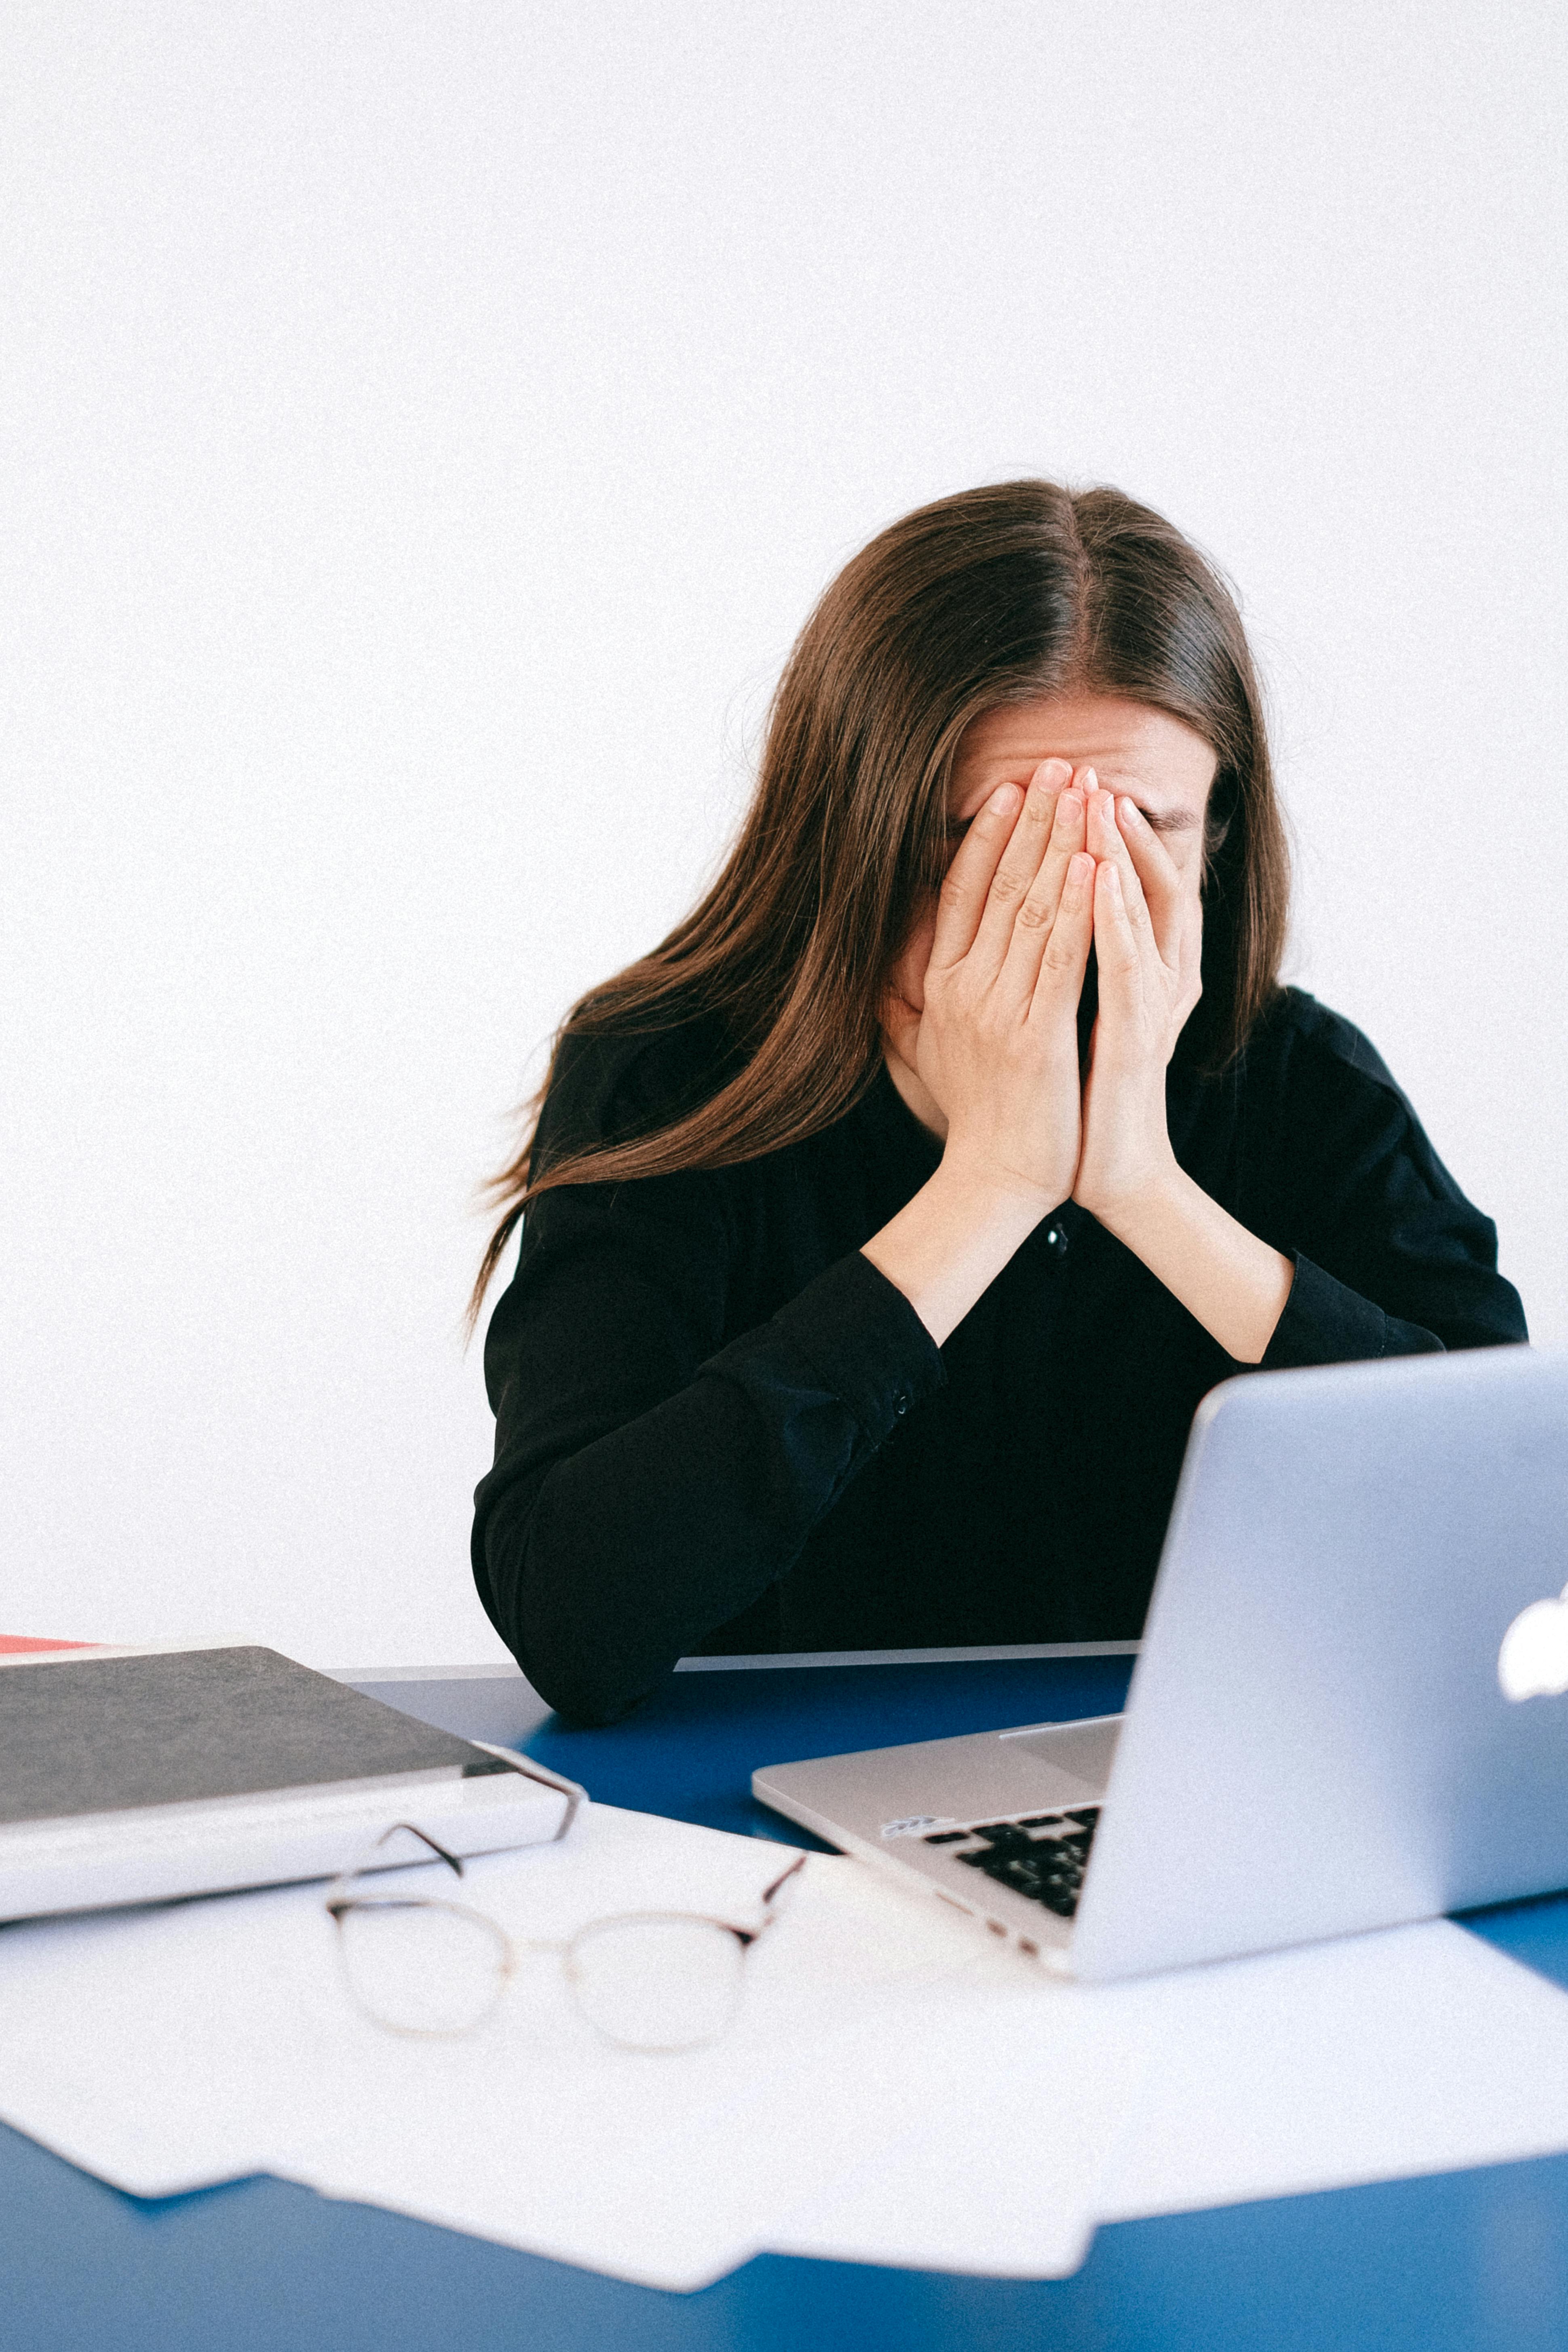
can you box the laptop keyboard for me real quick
[923,1809,1101,1919]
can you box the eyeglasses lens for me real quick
[567,1916,746,2051]
[337,1901,509,2036]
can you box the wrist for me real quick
[1079,1149,1187,1248]
[931,1142,1060,1234]
[1091,1163,1294,1364]
[861,1152,1053,1348]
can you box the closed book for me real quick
[0,1639,580,1920]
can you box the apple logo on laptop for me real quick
[1499,1584,1568,1702]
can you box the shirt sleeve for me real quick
[1251,1014,1528,1372]
[471,1170,945,1725]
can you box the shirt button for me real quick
[1045,1225,1068,1254]
[894,1391,910,1417]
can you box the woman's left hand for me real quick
[1072,775,1204,1227]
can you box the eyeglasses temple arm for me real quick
[466,1742,587,1841]
[760,1851,809,1909]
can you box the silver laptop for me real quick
[754,1343,1568,1982]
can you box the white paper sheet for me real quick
[1095,1916,1568,2223]
[0,1801,1123,2291]
[766,1976,1150,2278]
[759,1916,1568,2276]
[6,1798,1567,2292]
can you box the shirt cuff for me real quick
[720,1248,947,1444]
[1261,1251,1442,1370]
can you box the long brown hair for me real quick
[467,478,1290,1333]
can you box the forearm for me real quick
[1096,1161,1295,1364]
[475,1250,943,1721]
[479,1384,821,1722]
[861,1153,1051,1346]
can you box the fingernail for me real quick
[988,781,1021,813]
[1069,852,1093,887]
[1082,767,1098,791]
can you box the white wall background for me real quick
[4,2,1564,1668]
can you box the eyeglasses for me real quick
[325,1822,809,2054]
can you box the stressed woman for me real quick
[469,482,1526,1724]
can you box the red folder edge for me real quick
[0,1637,101,1655]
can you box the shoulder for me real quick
[532,1007,743,1177]
[1237,986,1473,1209]
[1242,986,1414,1116]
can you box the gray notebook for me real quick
[0,1645,509,1825]
[0,1643,577,1923]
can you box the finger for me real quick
[1028,848,1095,1017]
[1085,779,1160,962]
[929,780,1024,969]
[1174,889,1205,1021]
[1092,858,1142,1000]
[966,758,1074,978]
[997,783,1087,1000]
[1113,795,1189,967]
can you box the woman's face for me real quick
[883,690,1220,1042]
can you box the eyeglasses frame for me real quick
[325,1795,810,2050]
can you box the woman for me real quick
[469,481,1526,1725]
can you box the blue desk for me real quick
[6,1653,1568,2352]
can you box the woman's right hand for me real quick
[914,760,1095,1212]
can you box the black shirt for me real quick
[472,988,1526,1724]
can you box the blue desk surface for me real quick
[7,1653,1568,2352]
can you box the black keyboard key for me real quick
[1066,1809,1101,1831]
[922,1830,971,1844]
[997,1854,1071,1892]
[948,1845,1084,1917]
[1017,1816,1065,1830]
